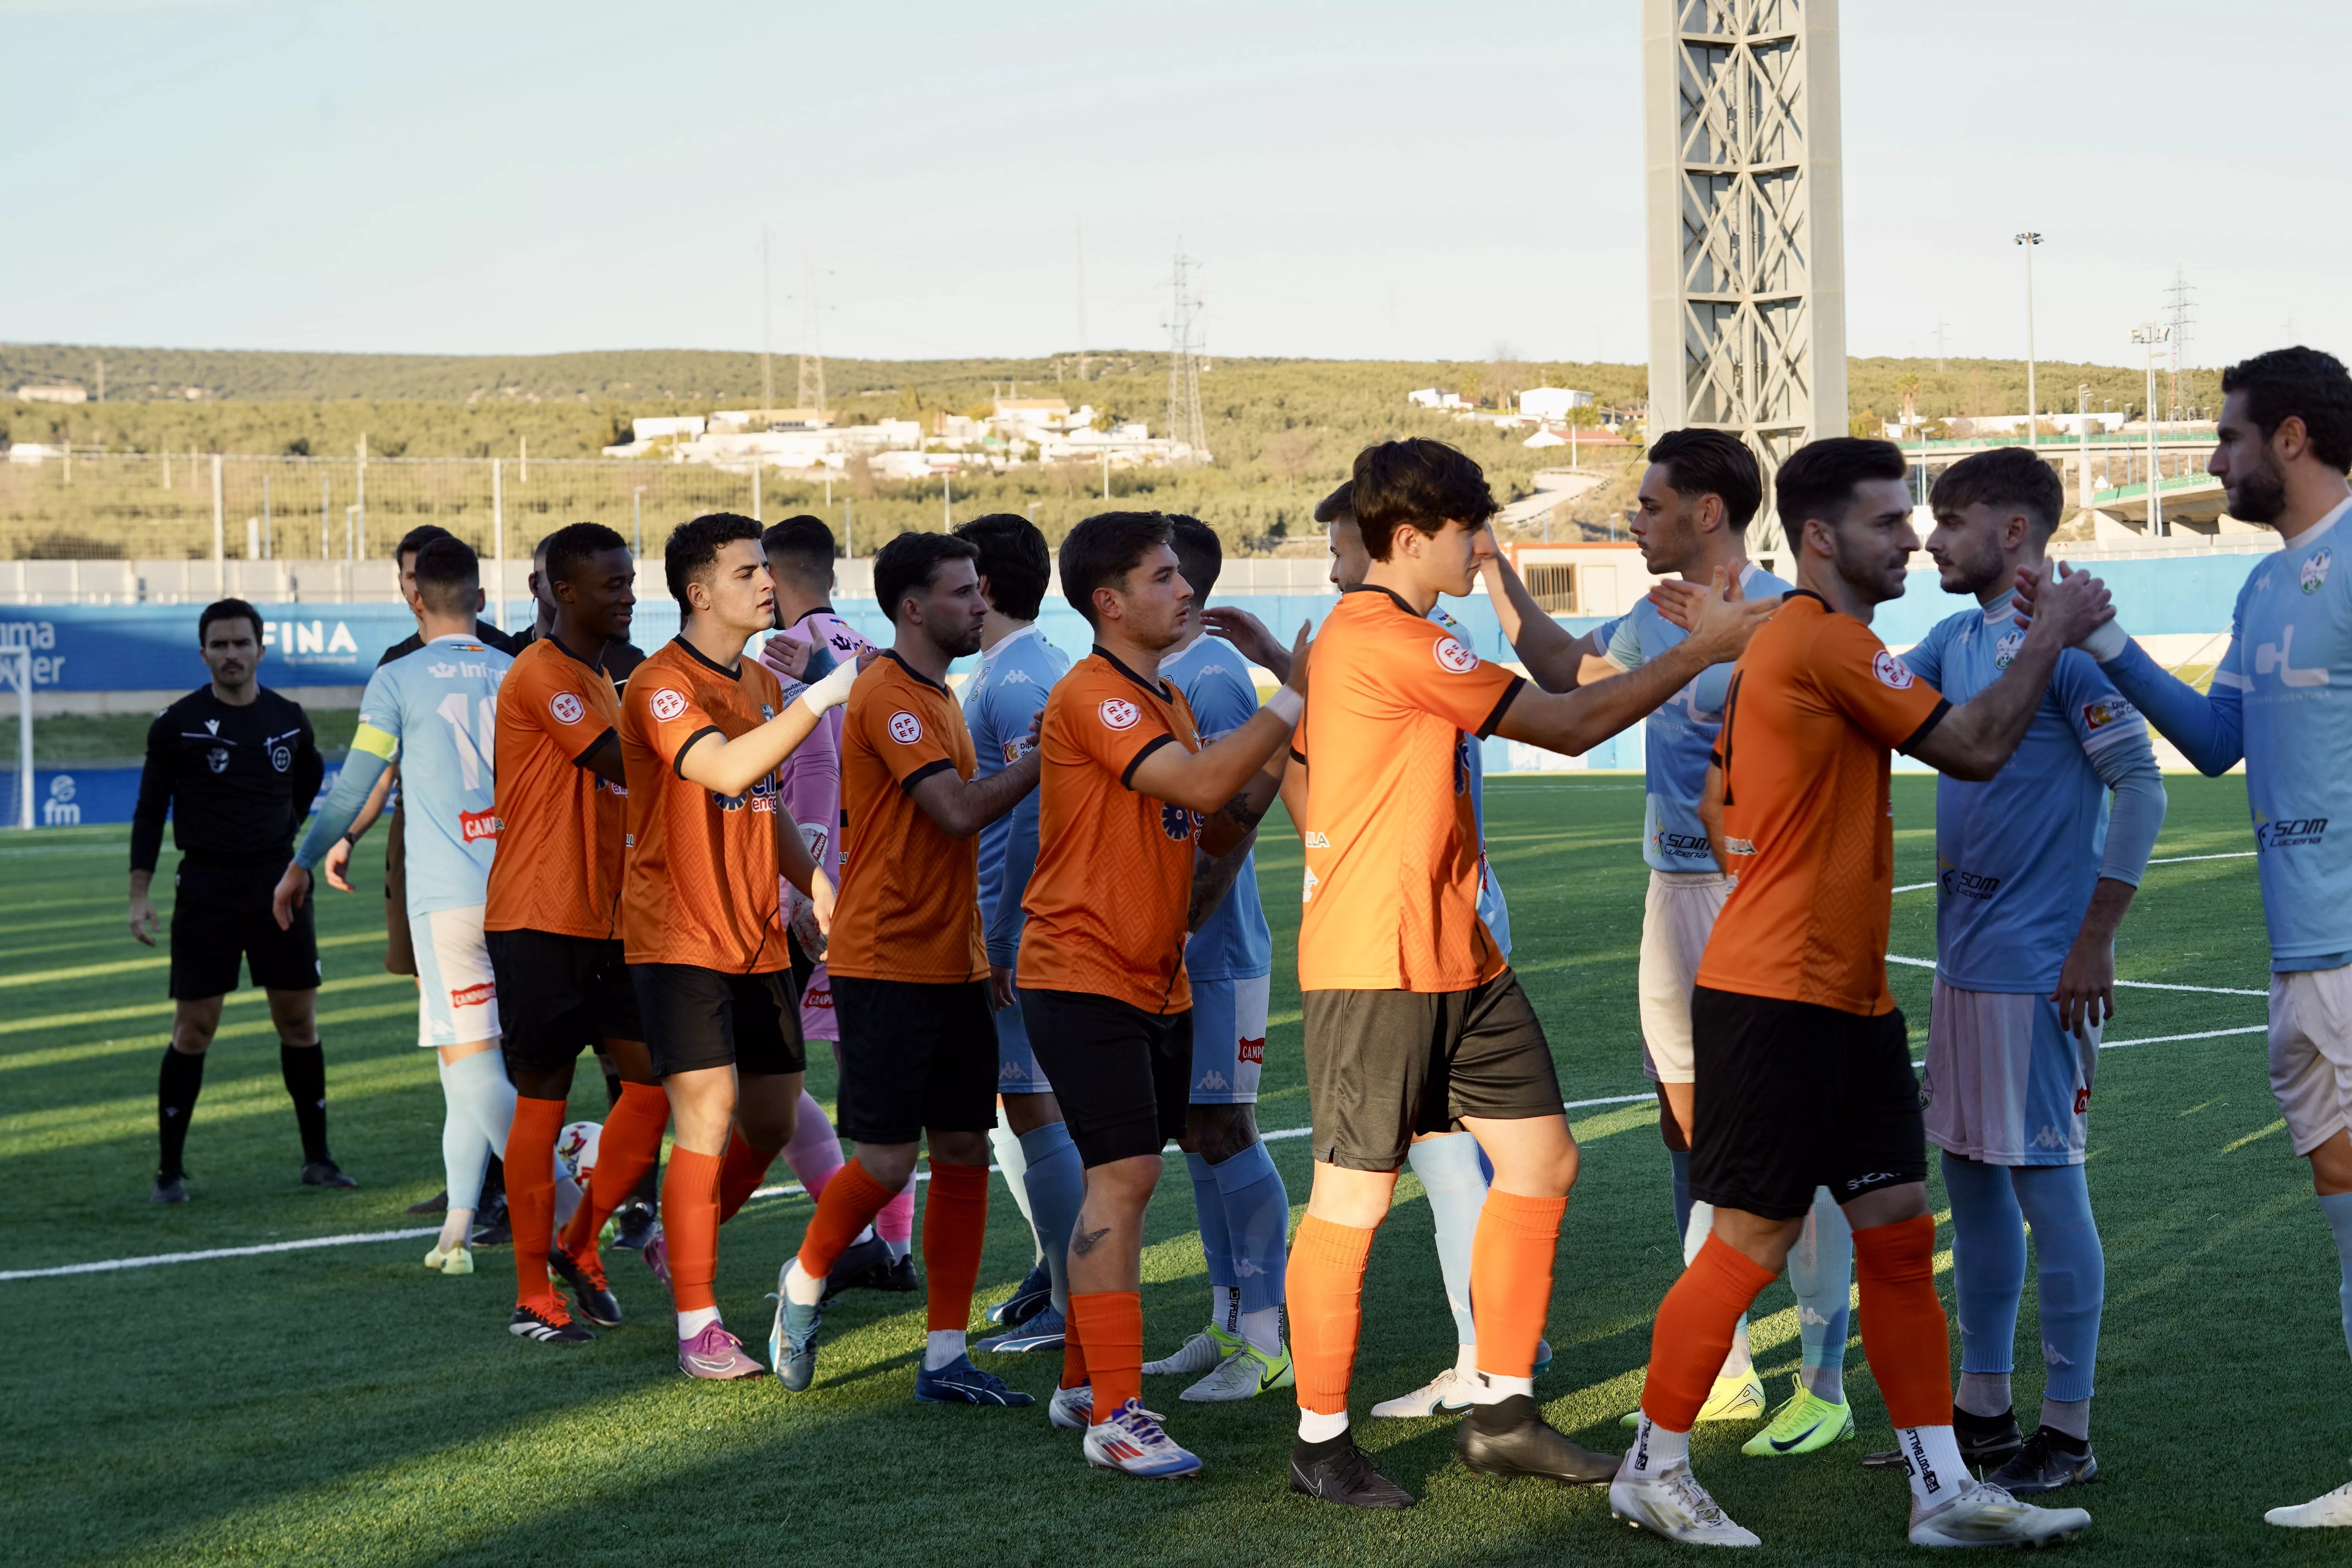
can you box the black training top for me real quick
[131,686,325,873]
[377,618,520,665]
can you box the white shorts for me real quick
[2271,964,2352,1156]
[410,904,501,1049]
[1639,870,1729,1084]
[1191,973,1272,1104]
[1922,979,2099,1166]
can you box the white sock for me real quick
[1213,1285,1241,1333]
[437,1208,474,1251]
[1239,1305,1282,1355]
[882,1237,911,1262]
[924,1329,967,1371]
[1627,1414,1690,1477]
[677,1306,721,1339]
[1297,1408,1350,1443]
[783,1258,825,1307]
[1453,1342,1480,1379]
[1473,1372,1534,1404]
[1896,1425,1971,1510]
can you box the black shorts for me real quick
[383,807,416,976]
[487,928,644,1074]
[833,976,998,1145]
[632,964,804,1079]
[1301,969,1562,1172]
[169,858,320,999]
[1688,986,1927,1221]
[1024,989,1192,1168]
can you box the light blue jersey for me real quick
[1901,592,2161,992]
[2102,499,2352,970]
[1163,633,1275,981]
[1603,561,1795,871]
[964,625,1069,969]
[298,633,510,915]
[1432,605,1512,958]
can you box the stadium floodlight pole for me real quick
[320,473,330,561]
[211,454,226,596]
[632,486,645,559]
[752,460,762,524]
[2131,324,2169,537]
[2016,232,2042,449]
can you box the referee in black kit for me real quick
[129,598,354,1204]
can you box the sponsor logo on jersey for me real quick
[650,688,688,722]
[1300,865,1319,903]
[550,691,586,725]
[459,808,502,842]
[1303,831,1331,849]
[2082,697,2125,730]
[206,747,229,773]
[1099,697,1141,731]
[1937,858,2000,900]
[1724,836,1757,855]
[1237,1036,1265,1065]
[1161,801,1202,841]
[1993,629,2024,670]
[1432,635,1478,675]
[1001,736,1033,764]
[2304,547,2333,593]
[450,981,495,1009]
[1656,829,1713,858]
[798,821,830,862]
[2256,814,2329,849]
[888,710,924,744]
[1871,650,1916,690]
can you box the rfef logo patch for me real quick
[650,688,688,722]
[1099,697,1141,731]
[1871,650,1916,690]
[459,808,502,842]
[888,711,924,744]
[550,691,586,725]
[1432,635,1478,674]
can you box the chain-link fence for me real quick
[0,454,778,562]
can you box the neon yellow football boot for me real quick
[1741,1374,1855,1457]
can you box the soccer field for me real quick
[4,773,2335,1567]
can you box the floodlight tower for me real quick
[1165,245,1210,464]
[1642,0,1848,559]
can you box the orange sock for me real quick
[661,1148,724,1314]
[559,1080,666,1260]
[1069,1291,1142,1422]
[503,1096,569,1310]
[795,1156,897,1279]
[1287,1214,1376,1416]
[1853,1214,1953,1428]
[716,1129,780,1224]
[1469,1189,1567,1382]
[1060,1297,1089,1391]
[920,1161,989,1334]
[1639,1232,1777,1430]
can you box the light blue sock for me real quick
[1211,1139,1290,1314]
[1016,1123,1084,1316]
[436,1051,513,1211]
[1186,1151,1236,1328]
[1787,1184,1853,1400]
[1408,1131,1488,1347]
[1669,1148,1692,1247]
[1941,1149,2026,1414]
[2319,1192,2352,1366]
[2013,1163,2103,1410]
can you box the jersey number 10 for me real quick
[436,693,498,792]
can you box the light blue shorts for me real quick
[1189,973,1270,1105]
[1922,979,2099,1166]
[995,991,1053,1096]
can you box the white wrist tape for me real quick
[1265,686,1304,725]
[798,659,859,715]
[2080,618,2129,663]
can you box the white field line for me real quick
[1894,849,2256,895]
[1884,951,2267,998]
[0,1094,1671,1283]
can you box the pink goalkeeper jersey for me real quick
[760,607,874,1040]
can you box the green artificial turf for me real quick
[1,775,2337,1566]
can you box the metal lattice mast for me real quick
[1164,245,1210,464]
[1643,0,1847,558]
[2163,267,2197,422]
[796,260,826,415]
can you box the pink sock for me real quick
[877,1183,915,1250]
[780,1089,844,1200]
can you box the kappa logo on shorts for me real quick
[1871,650,1916,690]
[549,691,586,725]
[459,808,502,842]
[450,982,495,1008]
[888,710,924,744]
[1432,635,1479,675]
[1237,1036,1265,1064]
[1099,697,1141,731]
[650,688,689,722]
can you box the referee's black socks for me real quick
[157,1046,205,1180]
[279,1042,332,1165]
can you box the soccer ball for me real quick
[555,1120,603,1183]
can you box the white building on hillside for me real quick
[1409,388,1469,411]
[1519,387,1593,421]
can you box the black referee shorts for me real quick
[833,976,998,1145]
[487,928,644,1074]
[632,964,804,1080]
[169,858,320,1000]
[1689,985,1927,1221]
[1024,988,1191,1168]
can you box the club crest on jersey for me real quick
[549,691,586,725]
[2304,548,2333,593]
[650,688,688,722]
[459,808,502,842]
[1993,630,2024,670]
[270,743,292,772]
[1099,697,1141,731]
[1432,635,1478,675]
[1871,650,1915,690]
[1161,801,1203,841]
[888,710,924,744]
[206,747,229,773]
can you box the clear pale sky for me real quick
[0,0,2335,372]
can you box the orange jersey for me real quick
[1695,592,1951,1016]
[1018,650,1205,1013]
[826,652,988,984]
[617,638,792,973]
[1295,586,1525,992]
[485,636,626,938]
